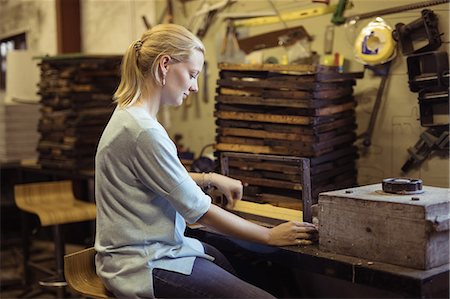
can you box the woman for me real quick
[95,23,317,299]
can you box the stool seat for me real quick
[15,181,96,226]
[14,180,96,298]
[65,247,116,299]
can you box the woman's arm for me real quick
[198,204,317,246]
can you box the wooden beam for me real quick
[56,0,81,53]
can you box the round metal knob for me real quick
[382,178,423,194]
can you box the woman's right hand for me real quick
[267,221,318,246]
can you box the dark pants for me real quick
[153,242,276,298]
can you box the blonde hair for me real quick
[114,24,205,107]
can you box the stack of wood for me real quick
[37,55,121,170]
[214,63,363,212]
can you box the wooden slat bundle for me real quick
[214,64,363,220]
[37,55,121,170]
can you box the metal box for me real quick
[318,184,449,270]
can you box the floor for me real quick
[1,239,85,299]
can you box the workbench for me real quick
[187,227,449,298]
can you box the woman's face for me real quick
[161,50,204,106]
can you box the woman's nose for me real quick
[189,81,199,92]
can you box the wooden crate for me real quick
[220,152,311,224]
[215,63,362,208]
[318,184,450,270]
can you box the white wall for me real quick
[81,0,156,54]
[0,0,57,55]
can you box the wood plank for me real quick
[216,95,354,109]
[230,174,302,190]
[215,111,312,125]
[231,200,303,222]
[216,95,317,109]
[219,127,317,142]
[215,143,314,157]
[310,146,358,166]
[262,87,353,100]
[229,167,301,183]
[217,78,354,91]
[219,87,262,96]
[219,63,315,73]
[316,101,355,116]
[258,193,303,210]
[216,116,355,135]
[228,159,301,174]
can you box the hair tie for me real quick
[134,40,143,53]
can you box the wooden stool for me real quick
[14,180,96,298]
[64,247,116,298]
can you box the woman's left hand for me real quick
[209,173,243,209]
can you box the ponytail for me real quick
[113,40,146,107]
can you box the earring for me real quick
[162,77,166,86]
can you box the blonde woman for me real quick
[95,23,317,299]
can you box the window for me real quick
[0,33,27,90]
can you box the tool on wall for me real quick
[353,17,397,66]
[157,0,174,24]
[392,9,442,55]
[332,0,450,26]
[392,8,449,173]
[202,61,209,103]
[233,1,351,28]
[352,17,396,147]
[237,25,312,54]
[189,0,236,39]
[401,127,449,173]
[357,62,392,147]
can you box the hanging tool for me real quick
[189,0,236,39]
[331,0,349,25]
[157,0,174,24]
[233,2,351,27]
[358,62,392,147]
[401,127,449,173]
[202,61,209,103]
[220,20,241,56]
[142,16,152,29]
[237,25,311,54]
[353,18,397,66]
[334,0,450,26]
[392,9,442,56]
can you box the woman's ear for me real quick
[158,55,171,86]
[159,55,171,73]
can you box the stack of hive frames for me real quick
[214,63,363,209]
[37,55,121,170]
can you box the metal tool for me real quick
[203,61,209,103]
[382,178,424,194]
[358,62,392,147]
[401,127,449,173]
[393,9,442,55]
[189,0,236,39]
[233,2,348,27]
[334,0,450,25]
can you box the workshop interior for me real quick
[0,0,449,298]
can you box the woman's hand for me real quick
[209,173,243,209]
[267,221,318,246]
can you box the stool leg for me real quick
[54,224,66,298]
[20,211,31,286]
